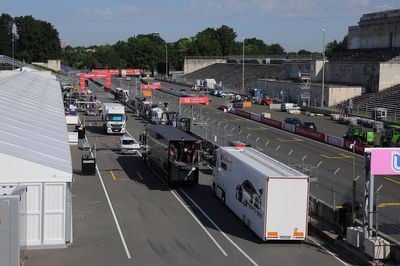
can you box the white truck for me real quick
[102,103,127,134]
[213,147,309,241]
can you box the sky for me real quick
[2,0,399,52]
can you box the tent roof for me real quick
[0,71,72,182]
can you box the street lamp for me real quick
[320,28,326,108]
[242,39,245,94]
[165,44,168,79]
[11,23,16,70]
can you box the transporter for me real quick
[140,125,199,186]
[102,103,127,134]
[213,147,309,241]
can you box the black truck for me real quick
[141,125,199,186]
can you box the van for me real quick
[281,103,300,112]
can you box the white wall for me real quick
[379,63,400,91]
[184,58,228,74]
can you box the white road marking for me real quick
[95,165,132,259]
[308,236,349,266]
[170,190,228,257]
[179,189,259,266]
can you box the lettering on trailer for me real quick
[369,148,400,175]
[179,97,209,105]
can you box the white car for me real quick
[126,77,131,81]
[220,92,234,98]
[118,135,140,154]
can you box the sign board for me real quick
[126,69,143,75]
[140,83,162,90]
[142,90,152,97]
[243,101,252,108]
[179,97,209,105]
[92,69,120,76]
[368,148,400,175]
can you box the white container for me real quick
[346,226,364,248]
[364,236,391,260]
[213,147,309,241]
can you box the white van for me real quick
[281,103,301,112]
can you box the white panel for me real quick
[23,183,42,246]
[43,183,65,245]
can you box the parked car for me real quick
[281,103,301,112]
[284,117,302,126]
[298,121,317,132]
[260,98,273,105]
[221,92,234,98]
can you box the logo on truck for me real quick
[392,152,400,172]
[235,180,263,218]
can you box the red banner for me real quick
[126,69,143,75]
[179,97,209,105]
[297,128,325,142]
[235,109,251,119]
[260,117,282,129]
[92,69,120,76]
[140,83,162,90]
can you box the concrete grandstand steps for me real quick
[337,84,400,117]
[184,63,285,92]
[330,48,400,62]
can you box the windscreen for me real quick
[108,114,124,121]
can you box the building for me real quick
[0,70,73,247]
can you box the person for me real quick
[192,140,203,163]
[169,145,177,161]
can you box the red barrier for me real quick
[297,128,325,142]
[235,109,251,119]
[260,117,282,129]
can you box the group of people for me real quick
[169,138,204,164]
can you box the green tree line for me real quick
[0,13,347,72]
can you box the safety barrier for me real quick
[221,106,367,155]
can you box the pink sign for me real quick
[370,148,400,175]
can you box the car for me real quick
[118,135,140,154]
[298,121,317,131]
[284,117,302,126]
[220,92,234,98]
[126,76,131,81]
[281,103,301,112]
[179,88,186,92]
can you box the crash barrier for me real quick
[219,105,366,155]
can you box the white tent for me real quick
[0,71,73,247]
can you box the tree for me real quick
[326,35,348,58]
[216,25,237,55]
[193,28,221,56]
[244,38,268,55]
[14,15,61,62]
[266,43,285,55]
[0,13,13,56]
[298,49,311,55]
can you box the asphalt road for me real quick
[27,79,349,266]
[140,79,400,242]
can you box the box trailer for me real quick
[0,186,27,266]
[213,147,309,241]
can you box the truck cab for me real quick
[102,103,127,134]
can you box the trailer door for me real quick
[266,178,308,240]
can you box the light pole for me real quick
[320,28,326,108]
[11,24,16,70]
[165,44,168,79]
[242,38,245,94]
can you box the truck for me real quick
[102,103,127,134]
[213,147,309,241]
[140,125,199,185]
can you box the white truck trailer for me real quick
[102,103,127,134]
[213,147,309,241]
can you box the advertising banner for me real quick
[142,90,152,97]
[140,83,162,90]
[369,148,400,175]
[126,69,142,75]
[179,97,209,105]
[80,73,112,91]
[325,134,344,148]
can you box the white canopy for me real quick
[0,71,72,183]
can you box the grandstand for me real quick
[329,48,400,62]
[183,63,286,92]
[337,84,400,118]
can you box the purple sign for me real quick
[370,148,400,175]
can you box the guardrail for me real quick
[219,105,367,155]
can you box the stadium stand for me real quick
[329,48,400,62]
[184,63,285,92]
[337,84,400,117]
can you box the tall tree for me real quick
[216,25,237,55]
[193,28,221,56]
[0,13,13,56]
[14,15,61,62]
